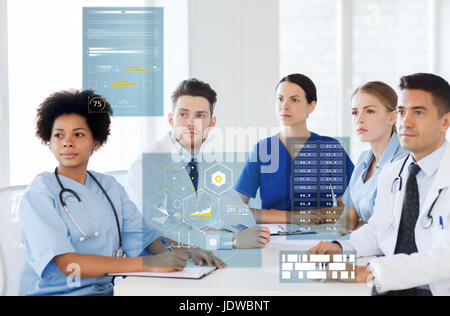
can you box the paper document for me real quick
[261,224,306,235]
[109,263,217,280]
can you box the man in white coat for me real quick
[128,78,271,251]
[309,73,450,296]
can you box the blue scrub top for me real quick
[235,133,354,211]
[342,133,408,223]
[19,171,162,296]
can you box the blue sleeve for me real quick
[342,186,355,210]
[20,188,76,278]
[234,142,261,199]
[342,151,368,209]
[118,183,162,258]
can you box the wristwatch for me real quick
[232,234,238,249]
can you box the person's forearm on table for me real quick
[54,253,149,278]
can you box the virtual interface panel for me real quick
[287,137,351,238]
[280,251,357,283]
[83,7,164,116]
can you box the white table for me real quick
[114,236,373,296]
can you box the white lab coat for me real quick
[343,141,450,296]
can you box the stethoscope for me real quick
[55,168,126,258]
[390,155,443,230]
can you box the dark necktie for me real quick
[187,158,199,192]
[379,163,422,296]
[394,163,421,255]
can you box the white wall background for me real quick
[280,0,339,138]
[280,0,449,160]
[188,0,280,152]
[439,0,450,81]
[0,0,9,188]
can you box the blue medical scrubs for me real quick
[342,133,408,223]
[235,133,354,211]
[19,171,162,296]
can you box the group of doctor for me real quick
[18,71,449,296]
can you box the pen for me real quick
[161,238,173,252]
[439,216,444,230]
[273,231,317,236]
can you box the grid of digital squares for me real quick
[291,140,349,212]
[279,251,357,283]
[288,139,350,237]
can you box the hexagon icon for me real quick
[219,194,254,228]
[211,171,226,187]
[183,190,220,229]
[144,192,183,233]
[204,163,233,196]
[203,232,221,250]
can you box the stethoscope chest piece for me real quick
[422,216,433,230]
[115,248,127,258]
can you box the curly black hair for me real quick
[36,89,113,146]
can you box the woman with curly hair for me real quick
[19,90,225,296]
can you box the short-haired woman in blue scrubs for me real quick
[19,90,225,296]
[235,74,354,225]
[341,81,408,232]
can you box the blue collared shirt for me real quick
[410,141,447,208]
[343,133,408,223]
[19,171,162,296]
